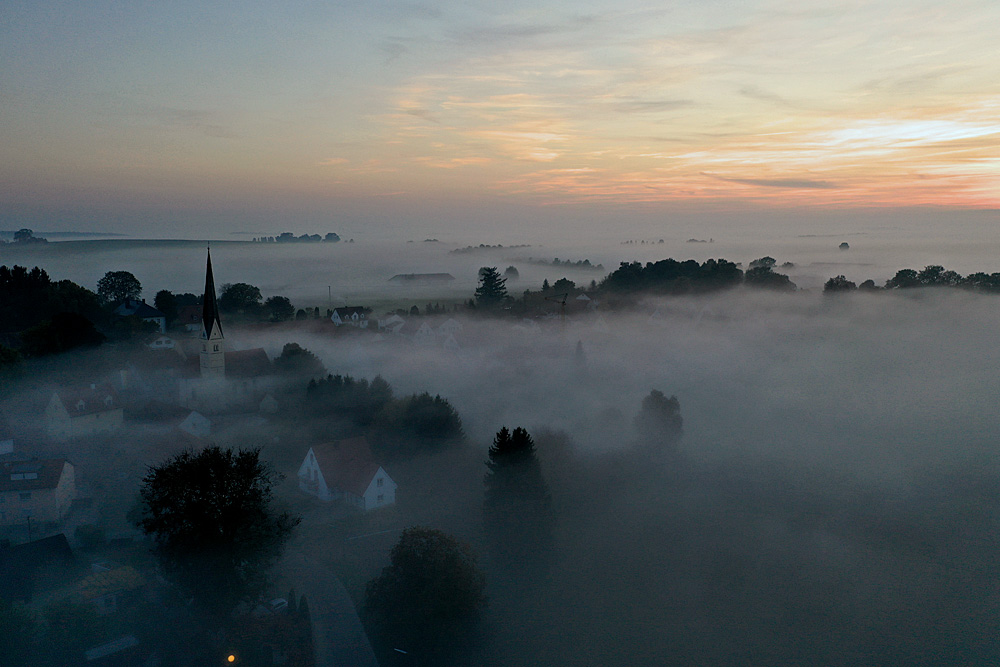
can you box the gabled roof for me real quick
[177,304,202,325]
[54,384,119,416]
[114,298,166,319]
[0,458,70,493]
[389,273,455,283]
[77,565,146,601]
[311,437,381,497]
[333,307,367,317]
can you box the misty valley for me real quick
[3,239,1000,666]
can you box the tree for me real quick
[365,527,486,658]
[633,390,683,448]
[552,277,575,292]
[504,265,519,281]
[274,342,325,377]
[744,265,796,290]
[263,295,295,322]
[483,427,553,563]
[748,256,777,269]
[96,270,142,305]
[154,290,179,325]
[20,312,105,356]
[475,267,508,309]
[0,598,37,667]
[136,446,300,617]
[823,275,857,293]
[218,282,263,316]
[885,269,919,289]
[13,228,34,242]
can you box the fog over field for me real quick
[5,230,1000,665]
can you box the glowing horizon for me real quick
[2,0,999,233]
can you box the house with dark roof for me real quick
[331,306,369,328]
[45,384,123,441]
[388,273,455,284]
[297,437,396,510]
[0,533,75,603]
[176,304,203,332]
[0,457,75,526]
[113,298,167,333]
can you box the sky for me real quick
[2,0,1000,238]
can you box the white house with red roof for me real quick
[45,384,123,441]
[0,458,75,526]
[297,437,396,510]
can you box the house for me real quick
[443,334,461,351]
[0,458,75,526]
[438,318,463,337]
[331,307,369,328]
[0,534,75,603]
[178,411,211,438]
[76,565,147,616]
[146,335,175,350]
[177,304,203,332]
[0,415,13,455]
[45,384,123,441]
[388,273,455,284]
[413,321,436,346]
[378,313,405,334]
[113,298,167,333]
[298,437,396,510]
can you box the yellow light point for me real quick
[227,655,236,663]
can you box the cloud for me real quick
[318,158,349,166]
[708,174,841,189]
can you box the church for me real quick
[177,250,273,413]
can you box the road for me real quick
[279,550,380,667]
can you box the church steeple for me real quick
[200,248,225,379]
[202,248,223,339]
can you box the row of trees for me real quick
[825,264,1000,293]
[305,374,464,459]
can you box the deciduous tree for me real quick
[136,446,299,617]
[365,527,486,658]
[96,270,142,305]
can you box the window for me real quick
[377,478,383,487]
[213,344,219,352]
[377,494,384,504]
[19,492,31,501]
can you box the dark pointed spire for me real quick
[202,248,223,337]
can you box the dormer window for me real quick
[76,400,85,411]
[104,395,113,406]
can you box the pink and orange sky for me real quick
[2,0,998,237]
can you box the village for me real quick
[0,248,614,666]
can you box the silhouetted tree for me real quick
[154,290,179,325]
[20,312,105,356]
[218,282,263,315]
[475,267,508,309]
[274,342,325,377]
[96,270,142,305]
[365,527,486,660]
[483,427,553,564]
[824,275,857,293]
[136,446,299,618]
[263,295,295,322]
[885,269,920,289]
[744,265,796,290]
[633,390,683,449]
[504,265,519,281]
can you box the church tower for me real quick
[199,249,226,380]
